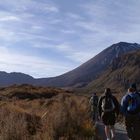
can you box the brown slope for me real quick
[85,50,140,94]
[37,42,140,87]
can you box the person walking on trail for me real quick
[89,93,99,121]
[121,83,140,140]
[98,88,119,140]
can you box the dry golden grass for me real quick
[0,85,96,140]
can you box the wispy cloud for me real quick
[60,29,76,34]
[0,15,20,21]
[66,13,84,20]
[44,5,59,13]
[80,0,140,32]
[0,46,75,78]
[66,51,96,63]
[0,0,59,13]
[0,0,140,77]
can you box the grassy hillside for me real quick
[0,84,96,140]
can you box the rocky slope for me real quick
[84,50,140,94]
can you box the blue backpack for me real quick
[127,92,140,114]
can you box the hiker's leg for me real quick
[105,125,111,139]
[125,116,133,139]
[102,113,111,139]
[93,110,95,121]
[104,112,116,139]
[96,107,99,121]
[133,116,140,140]
[93,106,97,121]
[90,108,94,122]
[94,107,98,121]
[110,125,115,139]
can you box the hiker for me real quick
[89,93,99,121]
[121,83,140,140]
[98,88,119,140]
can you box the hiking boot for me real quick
[111,137,115,140]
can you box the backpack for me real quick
[101,96,115,112]
[127,93,140,114]
[90,96,98,106]
[93,96,98,106]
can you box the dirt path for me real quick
[95,121,129,140]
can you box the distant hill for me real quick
[0,42,140,87]
[0,71,34,86]
[85,50,140,93]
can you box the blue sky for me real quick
[0,0,140,78]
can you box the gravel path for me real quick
[95,121,129,140]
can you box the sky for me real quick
[0,0,140,78]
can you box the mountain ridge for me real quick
[36,42,140,87]
[0,42,140,87]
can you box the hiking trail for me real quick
[95,121,129,140]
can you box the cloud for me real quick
[44,5,59,13]
[60,29,75,34]
[66,13,84,20]
[66,51,96,63]
[80,0,140,32]
[0,0,140,77]
[75,0,140,47]
[75,21,99,33]
[0,0,61,45]
[0,28,18,42]
[49,43,99,63]
[31,26,44,30]
[0,46,74,78]
[0,0,59,14]
[0,15,20,21]
[30,42,96,63]
[55,43,74,52]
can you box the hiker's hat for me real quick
[130,83,137,90]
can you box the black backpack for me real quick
[90,95,98,107]
[93,96,98,106]
[101,96,115,112]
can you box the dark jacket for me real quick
[98,93,120,117]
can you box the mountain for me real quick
[0,71,34,86]
[85,50,140,93]
[0,42,139,87]
[37,42,140,87]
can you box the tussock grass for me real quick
[0,85,96,140]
